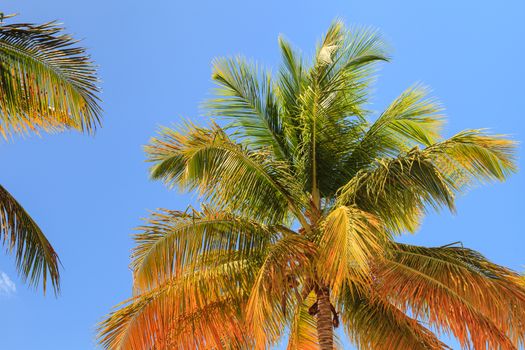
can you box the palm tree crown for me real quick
[98,21,524,349]
[0,13,101,294]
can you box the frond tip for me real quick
[0,185,60,294]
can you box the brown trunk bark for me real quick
[316,287,334,350]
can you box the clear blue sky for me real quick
[0,1,523,349]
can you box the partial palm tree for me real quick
[98,21,524,349]
[0,13,100,294]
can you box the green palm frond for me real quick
[275,35,305,153]
[338,130,516,233]
[346,85,443,176]
[426,129,516,185]
[338,147,455,233]
[313,22,388,112]
[205,57,289,160]
[0,18,100,138]
[311,21,388,131]
[295,21,389,200]
[0,185,59,294]
[146,122,308,225]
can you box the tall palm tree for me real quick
[0,13,100,294]
[98,21,524,349]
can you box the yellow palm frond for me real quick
[0,19,100,138]
[317,206,390,296]
[246,234,316,349]
[131,207,275,292]
[287,291,319,350]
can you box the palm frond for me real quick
[294,21,389,198]
[205,57,290,160]
[131,206,276,292]
[375,243,525,349]
[426,129,516,186]
[0,185,59,294]
[338,283,449,350]
[317,206,390,296]
[287,291,319,350]
[275,35,305,154]
[246,234,316,349]
[338,129,516,233]
[312,21,388,123]
[98,258,256,350]
[346,85,443,175]
[0,19,100,138]
[338,147,455,233]
[145,122,307,225]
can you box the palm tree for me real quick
[0,13,100,294]
[98,21,525,349]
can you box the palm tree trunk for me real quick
[316,287,334,350]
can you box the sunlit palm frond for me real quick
[0,185,59,294]
[246,234,316,349]
[287,291,319,350]
[100,294,247,350]
[312,21,387,130]
[205,57,289,160]
[275,35,305,153]
[338,129,516,234]
[317,206,390,296]
[131,206,276,292]
[425,129,516,186]
[338,283,449,350]
[313,21,388,109]
[346,85,444,175]
[376,243,525,349]
[0,19,100,138]
[145,122,307,225]
[98,258,256,350]
[394,243,525,346]
[338,147,455,233]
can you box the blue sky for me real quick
[0,1,524,349]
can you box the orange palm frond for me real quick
[246,234,317,349]
[338,283,449,350]
[375,243,525,349]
